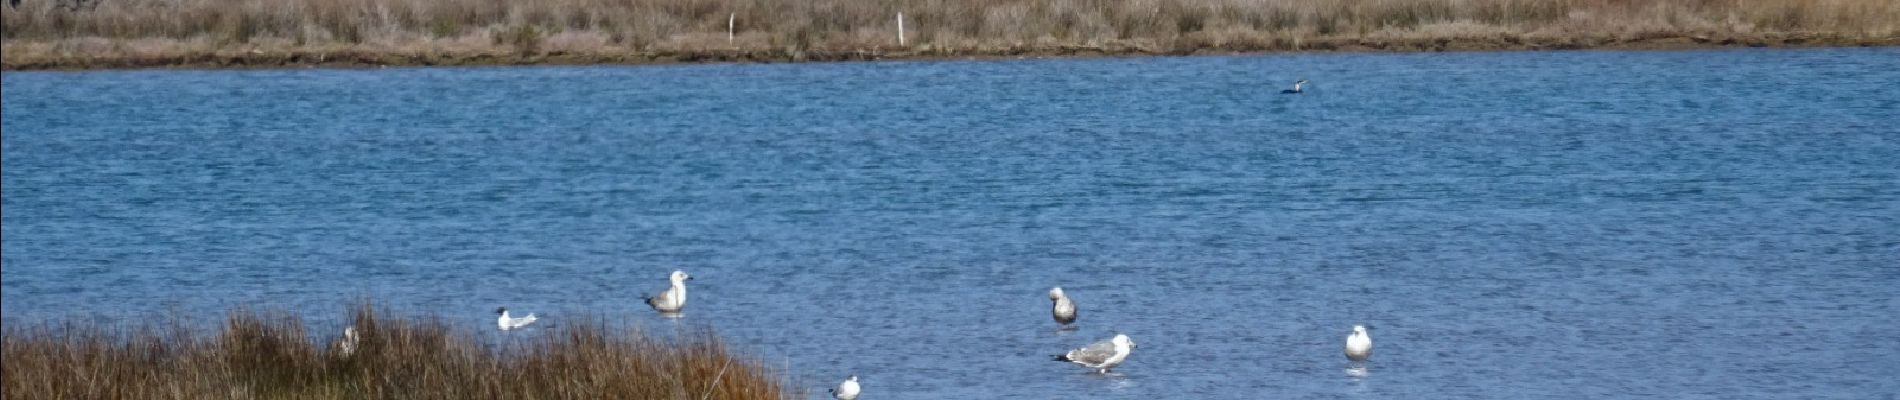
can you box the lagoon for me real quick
[3,48,1898,398]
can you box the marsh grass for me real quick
[0,305,790,400]
[2,0,1896,68]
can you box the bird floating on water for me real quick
[644,270,693,313]
[495,307,539,330]
[1345,325,1373,361]
[1049,287,1077,326]
[1053,334,1136,373]
[830,375,860,400]
[1281,79,1308,94]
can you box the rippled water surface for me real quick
[5,48,1898,399]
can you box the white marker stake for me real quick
[728,13,735,45]
[897,12,906,46]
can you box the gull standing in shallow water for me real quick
[495,307,539,330]
[1281,79,1309,94]
[644,270,693,313]
[829,375,860,400]
[1053,334,1136,373]
[1345,325,1373,361]
[1049,287,1077,326]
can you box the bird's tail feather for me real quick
[1052,354,1071,362]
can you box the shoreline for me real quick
[2,306,791,399]
[5,33,1892,71]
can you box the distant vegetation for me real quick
[2,0,1895,68]
[0,306,790,400]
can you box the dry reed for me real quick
[2,0,1896,68]
[0,305,790,400]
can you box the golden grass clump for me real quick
[2,0,1897,68]
[0,306,790,400]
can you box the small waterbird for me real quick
[335,327,359,356]
[1049,287,1077,326]
[1345,325,1373,361]
[1281,79,1308,94]
[644,270,693,313]
[1053,334,1136,373]
[830,375,860,400]
[495,307,539,330]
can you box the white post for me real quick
[897,12,906,46]
[728,13,735,45]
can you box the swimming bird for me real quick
[830,375,860,400]
[495,307,539,330]
[1049,287,1077,326]
[1345,325,1372,361]
[1053,334,1136,373]
[1280,79,1308,94]
[643,270,693,313]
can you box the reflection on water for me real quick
[1084,371,1137,392]
[1346,365,1372,397]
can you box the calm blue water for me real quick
[4,48,1898,399]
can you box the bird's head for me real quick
[495,307,508,315]
[671,270,693,282]
[1048,287,1065,300]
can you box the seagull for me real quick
[1281,79,1308,94]
[1049,287,1076,326]
[335,327,359,356]
[1345,325,1372,361]
[644,270,693,313]
[829,375,860,400]
[495,307,539,330]
[1053,334,1136,373]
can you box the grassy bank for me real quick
[3,0,1897,69]
[1,306,790,400]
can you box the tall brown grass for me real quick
[0,306,790,400]
[2,0,1896,68]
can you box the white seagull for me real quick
[335,326,359,356]
[644,270,693,313]
[1049,287,1077,325]
[829,375,860,400]
[495,307,539,330]
[1281,79,1309,94]
[1053,334,1137,373]
[1345,325,1372,361]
